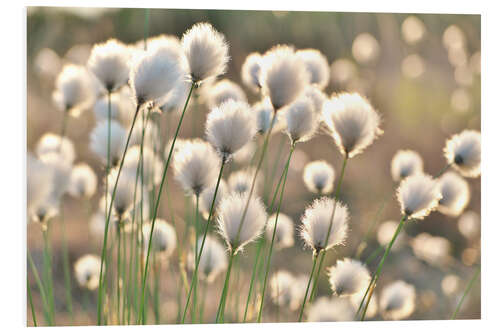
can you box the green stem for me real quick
[451,265,481,319]
[27,277,37,326]
[97,103,141,325]
[42,225,55,325]
[191,194,200,323]
[181,158,226,323]
[139,82,195,324]
[215,250,236,323]
[116,222,122,324]
[198,280,207,323]
[256,142,296,322]
[60,203,73,321]
[364,244,385,265]
[435,163,452,179]
[28,250,51,325]
[360,215,407,321]
[264,135,287,205]
[298,252,319,322]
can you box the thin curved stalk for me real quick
[27,277,37,326]
[298,252,319,322]
[360,215,407,321]
[215,250,236,323]
[451,265,480,319]
[116,222,122,324]
[139,82,196,324]
[59,203,73,320]
[256,143,296,322]
[42,225,55,325]
[28,249,51,325]
[191,194,200,323]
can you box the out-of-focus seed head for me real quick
[284,96,320,143]
[328,258,370,297]
[142,219,177,259]
[188,235,227,283]
[36,133,76,166]
[74,254,102,290]
[437,171,470,217]
[228,168,260,196]
[53,64,95,116]
[307,297,356,322]
[444,130,481,178]
[380,280,416,320]
[411,232,451,267]
[201,79,247,109]
[265,213,295,250]
[391,150,424,182]
[199,180,228,220]
[90,119,127,167]
[303,160,335,195]
[68,163,97,199]
[296,49,330,90]
[397,174,442,219]
[241,52,262,92]
[123,145,162,189]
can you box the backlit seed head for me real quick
[107,168,138,220]
[241,52,262,92]
[265,213,295,250]
[296,49,330,90]
[444,130,481,178]
[123,145,162,189]
[380,280,416,320]
[307,297,356,322]
[411,232,451,267]
[199,180,228,220]
[36,133,76,165]
[189,235,227,283]
[90,119,127,167]
[201,79,247,109]
[142,219,177,258]
[270,270,297,308]
[74,254,102,290]
[68,163,97,199]
[303,160,335,195]
[228,168,260,196]
[437,171,470,217]
[284,96,320,143]
[27,153,54,217]
[328,258,370,297]
[391,149,424,182]
[397,174,442,219]
[53,64,95,116]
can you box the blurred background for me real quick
[27,7,480,325]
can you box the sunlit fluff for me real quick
[36,133,76,165]
[205,99,257,160]
[52,64,94,116]
[181,22,229,83]
[396,174,441,219]
[202,79,247,109]
[142,219,177,258]
[328,258,370,297]
[307,297,355,322]
[216,193,267,253]
[74,254,102,290]
[301,197,349,252]
[350,292,378,319]
[303,85,327,114]
[253,98,280,134]
[284,96,320,143]
[90,119,127,167]
[303,160,335,194]
[93,92,132,124]
[411,232,451,267]
[122,145,162,188]
[27,153,54,216]
[265,213,295,250]
[241,52,262,92]
[259,45,309,110]
[380,280,416,320]
[391,150,424,182]
[228,168,260,196]
[199,180,228,220]
[107,168,137,219]
[437,171,470,217]
[192,235,227,283]
[39,152,72,203]
[323,92,382,158]
[158,79,191,114]
[173,139,220,195]
[444,130,481,178]
[68,163,97,199]
[296,49,330,90]
[87,39,131,92]
[130,44,183,106]
[377,220,406,250]
[270,270,298,309]
[458,211,480,240]
[129,117,160,149]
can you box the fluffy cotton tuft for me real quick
[377,220,406,250]
[437,172,470,217]
[122,145,162,188]
[252,98,280,135]
[391,150,424,182]
[270,270,299,309]
[27,153,54,216]
[259,45,309,110]
[93,92,133,125]
[36,133,76,165]
[107,168,137,219]
[303,160,335,194]
[301,197,349,253]
[158,79,191,114]
[327,258,370,297]
[38,152,72,204]
[201,79,247,109]
[397,174,442,219]
[323,92,382,158]
[350,291,378,319]
[181,22,229,83]
[68,163,97,199]
[380,280,416,320]
[228,168,260,196]
[199,180,228,220]
[296,49,330,90]
[303,85,327,114]
[190,236,227,283]
[265,213,295,250]
[90,119,127,167]
[284,96,320,143]
[142,219,177,258]
[444,130,481,178]
[53,64,95,116]
[216,193,267,253]
[87,39,131,91]
[130,45,183,105]
[307,297,356,322]
[74,254,102,290]
[411,232,450,266]
[205,99,257,160]
[241,52,262,92]
[457,211,480,240]
[173,139,220,195]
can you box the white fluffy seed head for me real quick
[252,98,280,135]
[228,168,260,196]
[270,270,297,308]
[301,197,349,253]
[241,52,262,92]
[380,280,416,320]
[123,145,162,188]
[303,160,335,194]
[437,171,470,217]
[90,119,127,167]
[284,96,320,143]
[350,292,378,319]
[93,92,133,125]
[296,49,330,90]
[38,152,72,204]
[201,79,247,109]
[205,99,257,160]
[327,258,370,297]
[68,163,97,199]
[303,85,327,114]
[173,139,220,195]
[323,92,382,158]
[397,173,442,219]
[458,211,480,240]
[107,168,137,219]
[36,133,76,165]
[216,193,267,253]
[129,116,160,149]
[199,180,228,220]
[53,64,95,116]
[411,232,451,266]
[444,130,481,178]
[391,149,424,182]
[191,235,227,283]
[307,297,356,322]
[265,213,295,250]
[27,153,54,217]
[74,254,102,290]
[130,44,183,106]
[377,220,406,250]
[142,219,177,259]
[87,39,131,92]
[259,45,309,111]
[181,22,229,83]
[158,79,191,114]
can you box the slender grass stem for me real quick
[27,277,37,326]
[215,250,236,323]
[140,82,196,324]
[181,158,226,323]
[116,222,122,324]
[264,134,286,205]
[435,163,452,179]
[198,280,207,323]
[97,104,141,325]
[309,155,349,302]
[191,194,200,323]
[451,265,480,319]
[360,215,407,321]
[256,142,296,322]
[59,202,74,321]
[42,224,55,325]
[298,252,319,322]
[28,249,51,325]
